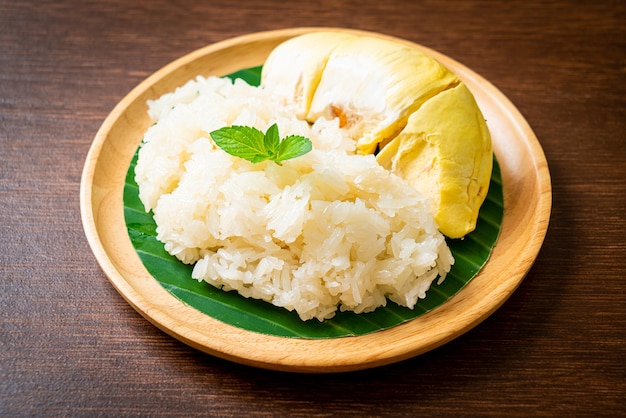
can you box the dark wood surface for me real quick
[2,0,624,416]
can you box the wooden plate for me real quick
[80,28,551,373]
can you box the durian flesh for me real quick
[261,31,492,238]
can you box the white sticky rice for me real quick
[135,75,454,321]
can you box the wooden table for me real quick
[2,0,624,415]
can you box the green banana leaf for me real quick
[123,66,504,339]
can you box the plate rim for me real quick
[80,27,552,373]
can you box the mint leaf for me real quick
[210,125,269,163]
[276,135,313,162]
[263,123,280,158]
[210,124,312,164]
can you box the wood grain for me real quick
[2,0,624,415]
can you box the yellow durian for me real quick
[376,83,492,238]
[261,31,492,238]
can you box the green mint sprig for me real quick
[209,123,312,165]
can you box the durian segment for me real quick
[376,83,492,238]
[260,32,358,119]
[261,31,493,238]
[307,36,458,154]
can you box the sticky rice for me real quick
[134,75,454,321]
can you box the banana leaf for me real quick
[123,66,504,338]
